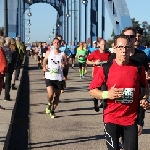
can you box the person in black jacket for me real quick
[3,37,17,101]
[10,38,20,90]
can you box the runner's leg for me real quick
[123,123,138,150]
[104,123,121,150]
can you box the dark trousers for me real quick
[5,72,12,100]
[104,122,138,150]
[15,59,23,79]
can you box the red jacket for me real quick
[0,46,7,91]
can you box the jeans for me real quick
[15,59,23,79]
[5,72,12,100]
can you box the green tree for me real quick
[106,39,114,48]
[111,29,115,38]
[142,21,149,41]
[131,18,140,27]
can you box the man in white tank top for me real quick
[43,38,67,118]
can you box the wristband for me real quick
[102,91,108,99]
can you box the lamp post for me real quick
[67,0,69,44]
[27,8,32,17]
[82,0,88,43]
[4,0,8,36]
[52,28,58,37]
[27,0,33,3]
[66,1,78,45]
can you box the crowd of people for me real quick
[89,27,150,150]
[1,26,150,149]
[0,35,25,110]
[28,26,150,150]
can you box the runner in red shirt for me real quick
[87,39,110,111]
[87,39,110,77]
[89,35,148,150]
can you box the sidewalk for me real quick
[0,58,25,150]
[7,57,150,150]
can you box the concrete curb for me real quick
[3,56,28,150]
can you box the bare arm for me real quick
[90,88,103,99]
[43,51,50,71]
[86,59,108,66]
[89,85,123,100]
[63,53,68,66]
[86,59,96,65]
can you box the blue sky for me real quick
[0,0,150,43]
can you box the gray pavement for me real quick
[8,57,150,150]
[0,67,23,150]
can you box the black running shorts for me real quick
[45,79,62,89]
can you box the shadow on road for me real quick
[142,128,150,134]
[28,134,105,149]
[8,57,30,150]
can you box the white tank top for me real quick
[45,50,64,81]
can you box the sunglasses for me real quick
[115,45,131,50]
[125,35,135,38]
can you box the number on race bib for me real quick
[115,88,135,104]
[43,53,46,57]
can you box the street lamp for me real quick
[57,21,67,27]
[24,19,31,26]
[82,0,88,5]
[66,14,70,17]
[28,19,31,26]
[27,0,33,4]
[27,8,32,17]
[82,0,88,43]
[48,35,51,41]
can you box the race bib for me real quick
[45,68,62,81]
[115,88,135,104]
[43,53,46,57]
[49,68,59,74]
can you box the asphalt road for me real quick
[8,57,150,150]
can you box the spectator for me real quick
[15,36,25,80]
[0,37,7,109]
[3,37,17,101]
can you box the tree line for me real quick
[107,18,150,48]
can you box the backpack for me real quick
[100,59,142,109]
[2,46,12,64]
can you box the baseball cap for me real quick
[93,41,97,44]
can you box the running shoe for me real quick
[46,105,51,114]
[72,64,74,68]
[94,105,100,112]
[82,76,85,78]
[50,111,56,118]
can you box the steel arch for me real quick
[8,0,65,42]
